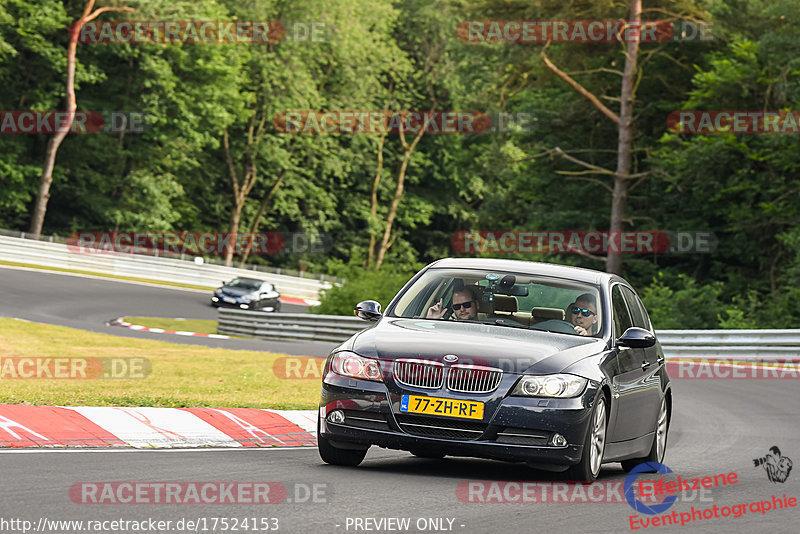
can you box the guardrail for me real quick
[217,309,800,358]
[0,234,331,301]
[656,330,800,359]
[217,309,365,343]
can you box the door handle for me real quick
[641,360,653,370]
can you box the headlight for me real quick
[214,289,222,295]
[511,374,587,398]
[330,352,383,382]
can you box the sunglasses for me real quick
[571,306,596,317]
[452,301,474,311]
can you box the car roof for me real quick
[425,257,623,286]
[231,277,265,284]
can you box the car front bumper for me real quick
[319,375,599,467]
[211,296,278,310]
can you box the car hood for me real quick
[220,287,254,297]
[350,318,607,375]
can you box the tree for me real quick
[28,0,134,238]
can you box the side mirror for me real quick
[354,300,382,322]
[617,327,656,348]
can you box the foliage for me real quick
[0,0,798,328]
[311,261,416,316]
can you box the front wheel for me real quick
[621,396,669,472]
[318,435,368,467]
[566,395,607,481]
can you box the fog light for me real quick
[327,410,345,424]
[551,433,567,447]
[211,296,219,302]
[239,304,248,309]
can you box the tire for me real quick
[317,434,368,467]
[566,395,607,481]
[410,450,446,459]
[621,396,669,473]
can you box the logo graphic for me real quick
[624,462,678,515]
[443,355,458,363]
[753,446,793,483]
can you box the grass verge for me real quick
[0,318,320,409]
[0,260,214,291]
[124,316,218,335]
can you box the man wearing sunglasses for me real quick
[569,293,598,336]
[427,287,480,321]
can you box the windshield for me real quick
[389,268,603,337]
[226,278,262,291]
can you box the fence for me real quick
[0,233,332,301]
[216,309,800,359]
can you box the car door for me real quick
[621,286,663,374]
[608,284,660,442]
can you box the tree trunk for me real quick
[222,128,256,267]
[238,170,287,267]
[366,132,386,268]
[374,111,432,270]
[28,0,134,238]
[606,0,641,275]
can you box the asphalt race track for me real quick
[1,267,798,533]
[0,266,337,357]
[0,379,797,533]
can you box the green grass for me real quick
[0,318,322,409]
[0,259,214,291]
[124,316,219,335]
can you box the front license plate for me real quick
[223,296,236,303]
[400,395,484,420]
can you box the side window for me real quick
[621,286,648,330]
[611,285,633,337]
[637,297,653,330]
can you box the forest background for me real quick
[1,0,798,328]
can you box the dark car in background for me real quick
[317,258,670,481]
[211,277,281,311]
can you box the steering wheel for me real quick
[531,319,579,335]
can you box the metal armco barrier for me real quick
[216,309,800,359]
[656,330,800,359]
[217,309,366,343]
[0,234,330,301]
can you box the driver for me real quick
[427,286,480,321]
[569,293,598,336]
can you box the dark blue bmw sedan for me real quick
[318,258,670,481]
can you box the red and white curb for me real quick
[0,405,317,448]
[108,318,230,339]
[280,296,319,306]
